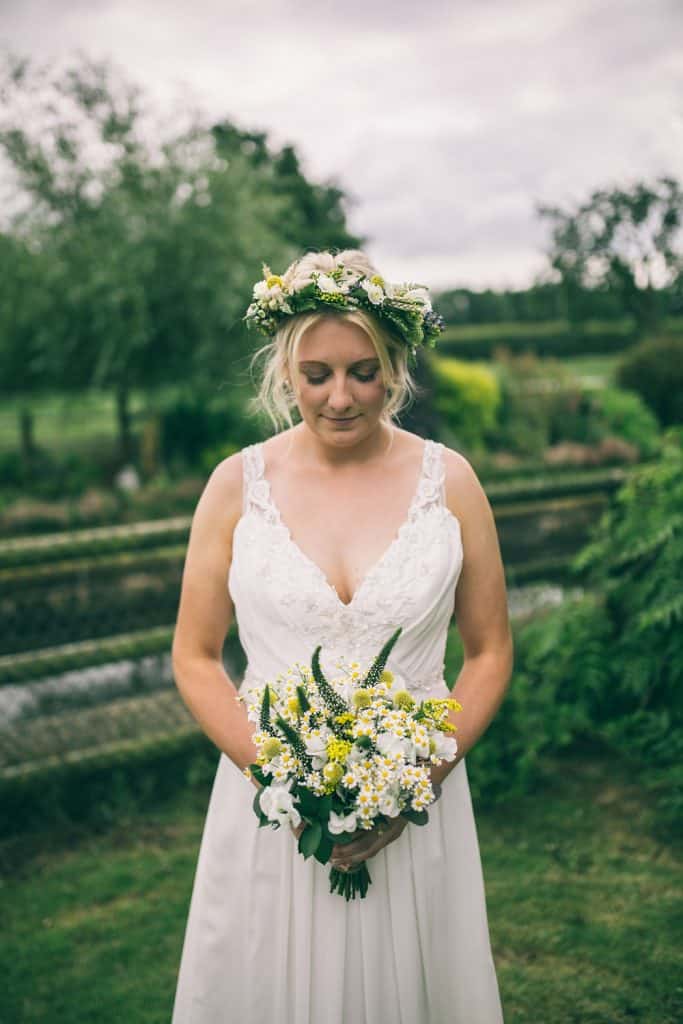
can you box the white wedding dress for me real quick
[172,438,504,1023]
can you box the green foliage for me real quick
[0,54,361,466]
[590,386,661,456]
[463,430,682,837]
[537,176,683,332]
[489,351,575,455]
[436,317,648,360]
[485,350,660,458]
[431,355,500,452]
[616,334,683,427]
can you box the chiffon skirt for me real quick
[172,751,503,1023]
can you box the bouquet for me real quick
[241,627,462,901]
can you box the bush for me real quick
[616,335,683,427]
[462,429,683,838]
[591,387,661,457]
[430,355,500,453]
[489,351,577,456]
[159,388,262,470]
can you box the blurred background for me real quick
[1,2,681,1021]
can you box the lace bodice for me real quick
[228,438,464,702]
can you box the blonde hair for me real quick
[247,249,420,432]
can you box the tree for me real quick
[0,54,361,469]
[537,177,683,333]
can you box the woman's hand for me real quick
[329,817,408,870]
[290,820,306,842]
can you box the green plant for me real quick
[591,386,661,456]
[431,354,500,452]
[616,335,683,427]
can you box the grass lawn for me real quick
[2,749,681,1023]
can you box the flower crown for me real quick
[244,260,445,363]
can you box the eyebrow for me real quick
[298,357,380,368]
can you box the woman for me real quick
[171,250,512,1022]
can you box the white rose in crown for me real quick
[315,272,343,294]
[361,279,384,305]
[259,782,302,828]
[404,287,432,311]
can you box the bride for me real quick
[171,249,512,1022]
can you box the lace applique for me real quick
[236,439,460,702]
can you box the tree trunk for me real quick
[19,405,37,469]
[115,384,135,465]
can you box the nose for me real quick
[326,373,355,412]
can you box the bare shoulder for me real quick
[198,449,245,539]
[440,444,493,527]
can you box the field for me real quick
[2,748,680,1023]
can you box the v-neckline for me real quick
[257,438,430,611]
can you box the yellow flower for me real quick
[327,738,352,763]
[323,762,343,789]
[266,274,284,289]
[380,669,394,684]
[393,689,415,711]
[371,274,385,287]
[262,737,283,760]
[352,690,372,709]
[287,697,300,715]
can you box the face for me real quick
[290,318,388,444]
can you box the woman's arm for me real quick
[431,448,514,790]
[171,453,260,787]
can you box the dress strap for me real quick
[412,439,447,515]
[241,442,266,516]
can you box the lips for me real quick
[325,415,359,422]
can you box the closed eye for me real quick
[306,370,378,385]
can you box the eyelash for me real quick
[305,370,378,385]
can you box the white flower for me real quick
[315,272,342,294]
[328,810,358,834]
[404,287,432,310]
[431,733,458,762]
[259,783,301,827]
[376,733,416,763]
[379,791,401,817]
[304,732,330,770]
[361,280,384,305]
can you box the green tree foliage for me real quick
[538,176,683,333]
[0,54,361,465]
[616,334,683,427]
[469,429,683,837]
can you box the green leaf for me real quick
[298,821,323,859]
[401,808,429,826]
[296,787,322,818]
[313,832,334,865]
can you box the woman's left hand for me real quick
[329,817,408,870]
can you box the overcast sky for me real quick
[1,0,681,291]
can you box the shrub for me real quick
[616,335,683,426]
[159,388,262,470]
[430,355,500,453]
[464,428,682,838]
[591,387,661,457]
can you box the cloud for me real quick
[0,0,680,289]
